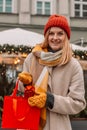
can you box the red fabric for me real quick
[24,85,35,98]
[2,82,40,130]
[44,14,70,39]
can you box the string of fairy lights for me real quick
[0,44,32,55]
[0,44,32,78]
[0,44,87,79]
[72,50,87,60]
[0,44,87,59]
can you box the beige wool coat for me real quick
[20,53,86,130]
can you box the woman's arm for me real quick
[49,62,86,115]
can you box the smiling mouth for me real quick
[52,43,60,45]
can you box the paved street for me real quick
[71,120,87,130]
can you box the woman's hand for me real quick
[28,91,47,108]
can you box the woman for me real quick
[18,14,86,130]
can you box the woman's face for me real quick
[48,27,66,51]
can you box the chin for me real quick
[52,48,61,51]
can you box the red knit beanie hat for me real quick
[44,14,71,39]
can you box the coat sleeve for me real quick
[51,61,86,115]
[23,53,32,72]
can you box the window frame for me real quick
[74,0,87,17]
[0,0,12,13]
[36,0,51,15]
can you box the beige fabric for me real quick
[22,53,86,130]
[32,46,62,67]
[40,50,62,61]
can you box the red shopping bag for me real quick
[1,81,40,130]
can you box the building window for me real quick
[0,0,12,13]
[45,2,50,15]
[36,0,50,15]
[37,1,42,14]
[74,0,87,17]
[0,0,3,12]
[5,0,12,12]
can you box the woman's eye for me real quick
[49,32,54,35]
[58,32,64,36]
[58,32,63,35]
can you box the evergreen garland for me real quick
[0,44,87,60]
[73,50,87,60]
[0,44,32,55]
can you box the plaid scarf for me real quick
[32,45,62,67]
[31,45,62,130]
[35,67,49,130]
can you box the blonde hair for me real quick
[60,35,72,66]
[41,29,72,66]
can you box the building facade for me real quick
[0,0,87,44]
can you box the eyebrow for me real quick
[49,30,64,33]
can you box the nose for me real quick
[53,34,58,40]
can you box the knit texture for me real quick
[18,72,33,85]
[44,14,70,39]
[28,92,47,108]
[32,44,62,67]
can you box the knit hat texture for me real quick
[44,14,71,39]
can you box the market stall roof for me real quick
[71,44,87,51]
[0,28,87,51]
[0,28,44,47]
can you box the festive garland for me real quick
[0,44,87,60]
[0,44,32,55]
[72,50,87,60]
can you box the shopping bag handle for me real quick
[12,80,30,121]
[12,80,19,97]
